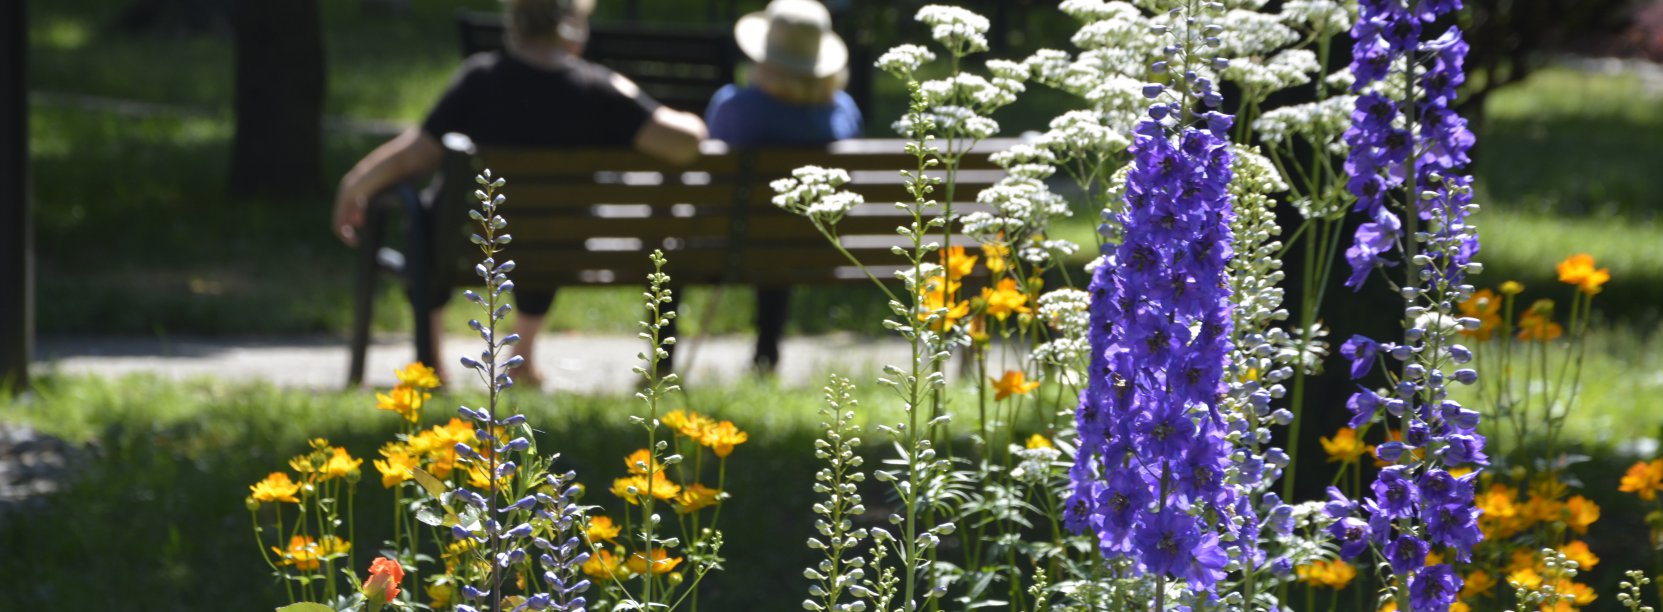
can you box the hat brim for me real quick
[734,11,848,78]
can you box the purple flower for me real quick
[1340,335,1379,379]
[1328,517,1372,559]
[1409,564,1462,611]
[1371,465,1420,519]
[1346,389,1383,429]
[1386,533,1429,575]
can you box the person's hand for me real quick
[332,184,368,247]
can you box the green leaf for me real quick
[414,506,446,527]
[275,603,335,612]
[410,466,447,498]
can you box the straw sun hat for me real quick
[734,0,849,78]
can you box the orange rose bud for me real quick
[363,556,405,605]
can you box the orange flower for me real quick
[981,243,1011,275]
[1461,570,1496,599]
[1457,289,1502,341]
[626,548,684,575]
[1620,459,1663,501]
[991,369,1040,401]
[273,535,350,571]
[395,362,442,390]
[918,278,969,329]
[1320,428,1367,463]
[980,278,1031,322]
[582,549,629,580]
[699,421,749,458]
[376,385,430,423]
[940,246,978,281]
[610,473,680,504]
[1559,540,1599,570]
[1517,310,1563,342]
[586,516,620,543]
[250,472,302,504]
[363,556,405,603]
[624,448,663,475]
[673,483,722,514]
[1563,495,1599,534]
[1556,253,1610,295]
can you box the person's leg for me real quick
[753,286,791,373]
[508,288,557,388]
[427,307,448,383]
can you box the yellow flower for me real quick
[1476,484,1523,540]
[1500,280,1525,296]
[1517,310,1563,342]
[272,535,351,571]
[670,410,715,440]
[1563,495,1599,534]
[374,443,419,488]
[674,483,721,514]
[426,583,456,609]
[1457,289,1502,341]
[1025,434,1054,450]
[626,548,684,575]
[376,385,430,423]
[465,461,511,490]
[395,362,442,390]
[982,243,1010,275]
[1556,253,1610,295]
[610,474,680,505]
[624,448,663,475]
[700,421,749,458]
[1507,549,1538,574]
[980,278,1031,322]
[1554,579,1597,608]
[1461,570,1497,599]
[1620,459,1663,501]
[250,472,303,504]
[582,549,629,580]
[1559,540,1599,570]
[661,409,693,433]
[1320,428,1367,464]
[940,246,978,281]
[991,369,1041,401]
[1519,494,1562,529]
[1507,568,1543,590]
[1449,602,1471,612]
[322,447,362,481]
[918,278,969,330]
[586,516,620,543]
[1425,551,1445,567]
[1294,559,1356,590]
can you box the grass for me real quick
[0,369,1060,610]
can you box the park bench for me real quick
[345,136,1015,385]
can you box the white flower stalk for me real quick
[803,376,872,612]
[876,44,936,79]
[916,5,991,55]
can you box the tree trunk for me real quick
[229,0,325,199]
[2,0,31,392]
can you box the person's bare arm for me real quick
[633,106,708,166]
[331,128,445,246]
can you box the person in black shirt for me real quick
[331,0,707,386]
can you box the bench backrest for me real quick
[455,10,737,115]
[432,138,1018,288]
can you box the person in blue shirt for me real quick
[706,0,863,372]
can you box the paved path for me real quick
[33,333,932,394]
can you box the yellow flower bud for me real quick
[1499,280,1524,296]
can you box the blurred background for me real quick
[4,0,1663,609]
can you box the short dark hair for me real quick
[506,0,593,44]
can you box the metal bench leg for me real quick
[347,201,391,387]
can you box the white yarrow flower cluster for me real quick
[1223,48,1321,100]
[916,5,991,55]
[1253,94,1356,153]
[876,44,937,78]
[1279,0,1355,34]
[892,106,998,141]
[772,166,860,226]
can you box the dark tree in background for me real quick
[229,0,326,198]
[1461,0,1639,122]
